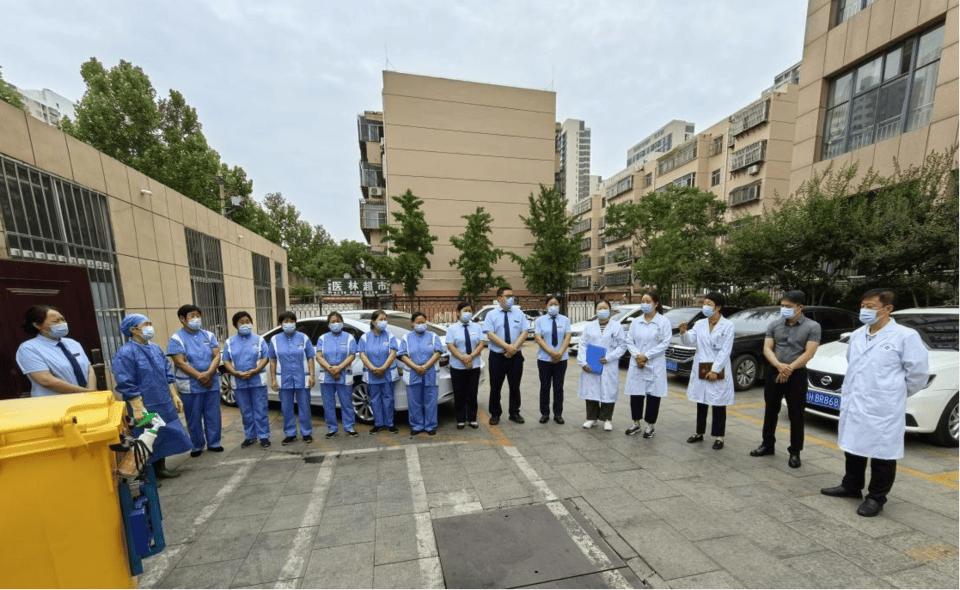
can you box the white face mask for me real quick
[329,323,343,334]
[460,312,472,323]
[376,320,389,331]
[139,326,155,340]
[859,308,880,325]
[238,324,253,336]
[548,306,559,317]
[640,303,653,314]
[597,309,610,321]
[188,318,202,331]
[702,305,715,318]
[282,322,296,334]
[780,307,796,319]
[503,297,514,309]
[49,323,69,339]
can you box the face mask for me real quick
[702,306,715,318]
[188,318,202,331]
[282,322,296,334]
[780,307,795,319]
[414,324,427,334]
[238,324,252,336]
[640,303,653,314]
[548,306,560,317]
[376,320,389,331]
[597,309,610,321]
[140,326,155,340]
[859,308,879,325]
[461,312,473,323]
[330,323,343,334]
[49,323,69,339]
[503,297,514,309]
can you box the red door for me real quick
[0,259,105,399]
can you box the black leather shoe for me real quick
[427,430,437,436]
[712,439,724,450]
[411,430,422,436]
[369,426,382,435]
[857,498,883,517]
[281,436,297,445]
[509,414,525,424]
[259,439,271,448]
[190,450,203,457]
[208,446,224,453]
[241,439,256,449]
[387,426,399,434]
[489,415,500,426]
[686,434,704,443]
[820,485,863,498]
[788,454,801,468]
[457,423,466,430]
[539,415,549,424]
[155,467,181,479]
[750,444,775,457]
[554,416,564,425]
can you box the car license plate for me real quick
[806,390,840,410]
[666,360,677,371]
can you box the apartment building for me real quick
[8,85,78,127]
[357,110,387,255]
[626,120,696,166]
[358,71,557,296]
[556,118,592,207]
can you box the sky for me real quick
[1,0,807,243]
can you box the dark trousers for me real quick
[762,367,807,454]
[842,452,897,503]
[537,359,567,417]
[488,351,523,417]
[696,403,726,436]
[585,400,615,421]
[630,395,661,423]
[451,367,481,423]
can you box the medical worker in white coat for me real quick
[821,288,928,518]
[624,290,672,438]
[577,300,627,431]
[678,291,734,450]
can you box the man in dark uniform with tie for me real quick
[483,286,529,425]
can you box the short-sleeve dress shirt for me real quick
[16,335,91,397]
[766,314,822,364]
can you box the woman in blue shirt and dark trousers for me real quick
[316,311,358,438]
[268,311,316,445]
[534,296,572,424]
[222,311,271,448]
[399,310,444,435]
[16,305,96,396]
[446,301,486,429]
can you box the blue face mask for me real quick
[597,309,610,321]
[548,306,560,317]
[702,305,715,318]
[780,307,796,319]
[859,308,879,325]
[238,324,252,336]
[282,322,296,334]
[376,320,389,331]
[640,303,653,314]
[140,326,155,340]
[49,323,69,339]
[414,324,427,334]
[460,312,472,323]
[503,297,514,310]
[330,323,343,334]
[188,318,202,331]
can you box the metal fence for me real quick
[289,300,362,319]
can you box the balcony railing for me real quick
[572,218,591,234]
[572,275,591,289]
[359,199,387,230]
[730,181,761,206]
[360,163,383,188]
[573,198,592,216]
[657,141,697,176]
[602,270,632,287]
[730,140,767,172]
[576,256,591,271]
[580,237,592,251]
[729,98,770,137]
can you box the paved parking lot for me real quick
[141,342,959,589]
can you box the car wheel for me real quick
[929,393,959,447]
[732,354,759,391]
[352,380,374,424]
[220,372,237,407]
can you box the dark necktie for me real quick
[57,341,87,387]
[464,324,473,355]
[552,317,558,347]
[503,310,511,344]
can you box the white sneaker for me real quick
[603,421,613,431]
[582,420,596,429]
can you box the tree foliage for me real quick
[0,65,25,111]
[309,240,374,282]
[262,192,331,275]
[509,185,584,295]
[449,207,507,303]
[374,190,437,298]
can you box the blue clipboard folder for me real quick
[586,344,605,374]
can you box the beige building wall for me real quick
[380,71,557,295]
[791,0,959,191]
[0,99,288,344]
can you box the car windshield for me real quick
[893,313,959,350]
[729,309,781,333]
[664,307,701,328]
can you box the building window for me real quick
[711,135,724,156]
[185,227,228,342]
[711,169,721,186]
[576,256,591,271]
[730,180,762,206]
[572,275,591,289]
[604,175,633,199]
[729,98,771,137]
[275,261,285,316]
[657,141,697,175]
[602,270,632,287]
[644,173,653,188]
[730,140,767,171]
[835,0,878,26]
[821,23,944,160]
[252,253,273,333]
[580,237,592,251]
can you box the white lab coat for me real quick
[577,320,627,403]
[625,313,672,398]
[838,318,929,460]
[681,316,735,406]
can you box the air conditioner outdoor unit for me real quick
[369,187,383,197]
[747,164,760,175]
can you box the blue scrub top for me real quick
[167,328,220,393]
[445,321,485,371]
[16,335,91,397]
[266,330,315,390]
[317,331,357,385]
[222,333,269,389]
[483,306,529,353]
[357,329,399,384]
[112,340,176,405]
[398,331,444,386]
[535,314,572,362]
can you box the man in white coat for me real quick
[821,289,928,517]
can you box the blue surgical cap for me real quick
[120,313,150,337]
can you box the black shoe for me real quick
[712,439,724,450]
[750,444,775,457]
[303,435,313,443]
[208,446,224,453]
[427,430,437,436]
[509,414,525,424]
[686,434,704,444]
[260,439,271,448]
[469,422,479,429]
[554,416,564,425]
[241,439,257,449]
[821,485,863,498]
[642,426,655,438]
[325,431,338,439]
[281,436,298,446]
[457,423,466,429]
[155,467,181,479]
[411,430,422,436]
[369,426,382,435]
[857,498,883,517]
[788,454,801,468]
[346,430,359,437]
[387,426,399,434]
[539,415,549,424]
[625,424,642,436]
[489,416,500,426]
[190,450,203,457]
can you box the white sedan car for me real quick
[568,304,651,353]
[802,307,958,447]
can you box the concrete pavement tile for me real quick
[178,513,268,567]
[663,476,750,513]
[157,558,245,589]
[631,455,697,480]
[882,500,960,545]
[781,551,888,588]
[605,534,639,561]
[376,497,416,518]
[883,552,959,588]
[302,542,374,588]
[722,508,825,558]
[240,580,301,589]
[314,502,377,548]
[625,555,656,581]
[797,494,911,538]
[514,454,562,480]
[725,482,785,507]
[695,534,815,588]
[786,518,922,575]
[578,448,641,473]
[879,530,959,557]
[214,484,283,518]
[377,481,413,502]
[529,442,588,465]
[739,465,840,497]
[553,462,616,492]
[422,465,474,494]
[468,469,529,508]
[611,469,683,502]
[499,496,535,508]
[280,466,322,496]
[418,444,461,463]
[241,461,297,486]
[888,488,959,520]
[161,508,213,546]
[538,477,580,499]
[755,496,824,523]
[617,519,719,581]
[374,514,420,565]
[568,496,616,538]
[430,502,484,519]
[522,566,644,588]
[372,559,422,588]
[334,452,380,475]
[581,486,658,528]
[157,468,233,497]
[682,458,756,487]
[458,448,506,473]
[643,495,731,542]
[666,569,740,589]
[231,526,319,587]
[427,489,481,509]
[326,474,379,506]
[260,493,314,533]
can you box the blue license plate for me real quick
[666,360,678,371]
[806,390,840,410]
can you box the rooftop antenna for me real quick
[385,45,395,71]
[550,65,555,90]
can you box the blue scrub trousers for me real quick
[407,382,438,432]
[181,390,222,451]
[321,383,355,433]
[235,385,270,440]
[280,388,313,437]
[369,381,396,428]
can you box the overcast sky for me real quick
[1,0,806,242]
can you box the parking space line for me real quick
[405,445,444,589]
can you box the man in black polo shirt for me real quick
[750,290,821,468]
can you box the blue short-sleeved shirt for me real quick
[167,328,220,394]
[266,331,315,390]
[222,333,269,389]
[483,306,529,353]
[317,331,357,385]
[535,314,572,361]
[357,329,399,384]
[16,335,91,397]
[398,331,445,386]
[445,321,485,371]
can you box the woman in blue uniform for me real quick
[16,305,96,396]
[316,312,358,438]
[358,310,400,434]
[222,311,271,448]
[398,311,444,436]
[168,304,222,457]
[446,301,486,429]
[112,313,192,479]
[268,311,316,445]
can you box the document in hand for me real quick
[586,344,605,374]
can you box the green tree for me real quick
[375,190,437,298]
[309,240,374,281]
[263,192,332,276]
[0,66,25,111]
[449,207,507,303]
[509,184,584,295]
